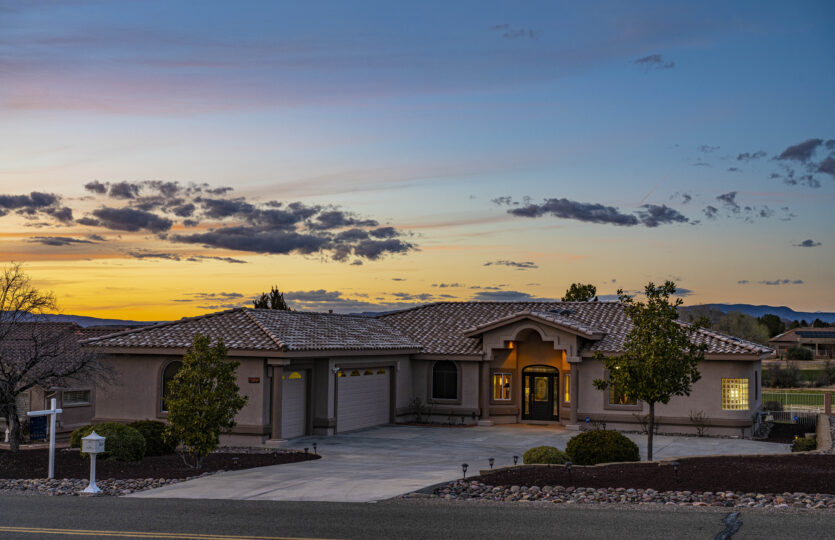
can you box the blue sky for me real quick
[0,0,833,318]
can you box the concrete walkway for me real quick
[129,424,791,502]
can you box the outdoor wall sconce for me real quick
[671,461,680,481]
[331,366,340,374]
[488,458,494,469]
[513,455,519,465]
[565,461,572,484]
[461,463,468,479]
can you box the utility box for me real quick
[81,431,106,454]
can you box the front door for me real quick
[522,367,558,421]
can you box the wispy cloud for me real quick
[483,260,538,270]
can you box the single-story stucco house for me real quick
[82,302,772,445]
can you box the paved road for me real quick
[130,424,791,502]
[0,496,831,539]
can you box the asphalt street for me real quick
[0,496,832,540]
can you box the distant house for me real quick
[82,302,772,444]
[0,323,116,440]
[769,327,835,360]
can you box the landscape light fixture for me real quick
[304,447,309,457]
[313,442,318,455]
[671,461,680,481]
[565,461,572,484]
[232,456,240,467]
[461,463,468,480]
[513,455,519,465]
[489,458,494,469]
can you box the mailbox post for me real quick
[81,431,106,494]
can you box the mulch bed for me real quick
[0,448,319,480]
[474,454,835,494]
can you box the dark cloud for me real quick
[44,206,73,223]
[777,139,823,162]
[369,227,398,239]
[186,255,247,264]
[681,193,692,204]
[483,260,538,270]
[737,280,749,285]
[309,209,378,231]
[491,24,539,40]
[86,234,106,241]
[491,196,513,206]
[636,204,689,227]
[698,145,719,153]
[794,239,822,248]
[702,206,718,220]
[172,227,329,256]
[28,236,95,246]
[716,192,740,213]
[76,217,100,226]
[727,167,742,173]
[127,251,182,261]
[817,156,835,178]
[83,181,107,194]
[470,290,554,302]
[91,207,173,233]
[108,181,141,199]
[352,238,414,260]
[634,54,675,71]
[199,198,255,219]
[171,203,196,217]
[757,279,804,286]
[433,283,464,288]
[0,192,59,212]
[737,151,767,162]
[184,292,244,300]
[692,162,712,167]
[508,198,640,226]
[675,288,694,297]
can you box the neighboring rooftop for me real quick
[770,327,835,342]
[82,308,421,352]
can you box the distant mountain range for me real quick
[26,303,835,327]
[682,304,835,324]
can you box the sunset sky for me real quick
[1,0,833,321]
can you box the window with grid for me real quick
[63,390,90,405]
[492,372,512,401]
[721,378,749,410]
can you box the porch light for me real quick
[507,341,515,349]
[489,458,494,469]
[462,463,469,480]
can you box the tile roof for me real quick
[378,302,771,356]
[82,308,421,352]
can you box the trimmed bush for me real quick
[566,430,640,465]
[522,445,569,464]
[792,437,817,452]
[69,424,93,448]
[128,420,176,456]
[74,423,146,462]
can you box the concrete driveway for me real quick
[130,424,790,502]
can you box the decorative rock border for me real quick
[412,480,835,510]
[0,473,215,496]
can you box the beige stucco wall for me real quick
[576,357,761,435]
[409,358,480,423]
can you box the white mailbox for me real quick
[81,431,106,454]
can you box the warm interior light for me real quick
[507,341,514,349]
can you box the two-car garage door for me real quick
[337,368,391,433]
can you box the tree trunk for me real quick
[647,402,655,461]
[6,402,21,453]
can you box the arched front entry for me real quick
[522,365,559,421]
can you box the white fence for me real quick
[762,391,825,414]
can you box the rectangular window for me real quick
[722,378,749,410]
[63,390,90,406]
[608,384,637,406]
[564,374,570,402]
[492,372,512,401]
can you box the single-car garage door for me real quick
[281,370,307,439]
[337,368,391,433]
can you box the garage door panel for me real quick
[337,368,390,433]
[281,371,307,439]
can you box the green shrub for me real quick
[75,423,146,462]
[786,346,813,361]
[522,445,569,464]
[566,430,640,465]
[792,437,817,452]
[128,420,176,456]
[69,424,93,448]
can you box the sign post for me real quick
[81,431,105,494]
[27,398,63,479]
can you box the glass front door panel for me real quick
[534,377,548,401]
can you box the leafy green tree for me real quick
[593,282,706,461]
[786,345,813,361]
[562,283,598,302]
[758,314,786,337]
[164,333,247,468]
[713,312,770,345]
[253,286,291,310]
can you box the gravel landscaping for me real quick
[413,453,835,511]
[0,447,318,496]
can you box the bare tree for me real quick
[0,263,103,452]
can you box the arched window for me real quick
[161,361,182,412]
[432,361,458,400]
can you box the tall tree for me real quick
[0,264,102,452]
[758,314,786,337]
[593,282,706,461]
[164,333,247,468]
[561,283,598,302]
[252,286,290,310]
[713,312,770,345]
